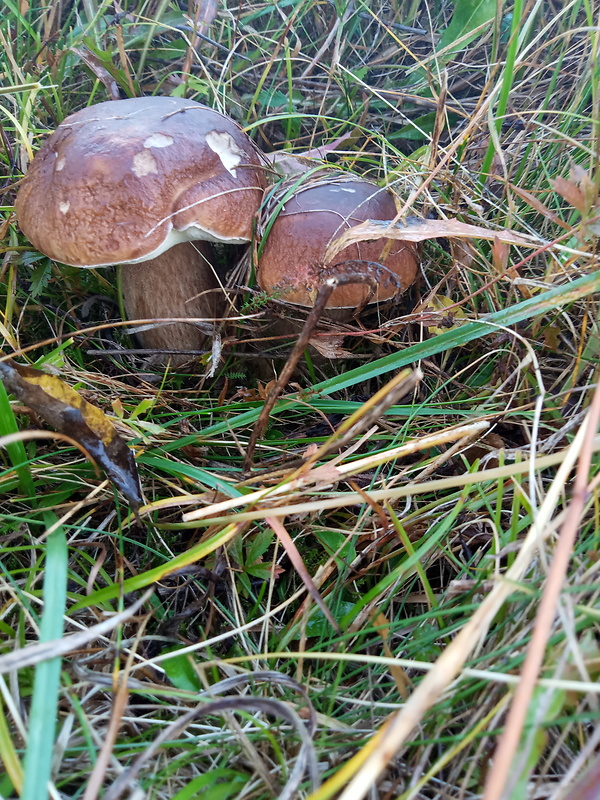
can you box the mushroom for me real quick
[256,172,419,313]
[15,96,266,360]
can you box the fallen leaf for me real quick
[302,443,319,459]
[551,176,587,215]
[70,47,120,101]
[491,236,510,274]
[300,463,342,485]
[267,152,319,177]
[324,217,543,264]
[451,238,476,270]
[308,334,353,359]
[192,0,218,35]
[257,379,277,401]
[462,432,505,469]
[420,295,468,335]
[543,325,561,351]
[569,163,597,212]
[509,183,571,230]
[0,358,143,509]
[267,132,355,176]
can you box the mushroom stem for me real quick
[120,241,223,360]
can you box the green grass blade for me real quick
[311,268,600,396]
[478,0,525,182]
[21,519,67,800]
[0,693,23,794]
[70,522,240,611]
[339,489,468,629]
[0,372,67,797]
[0,379,36,499]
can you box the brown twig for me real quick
[243,273,375,471]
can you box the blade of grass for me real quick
[1,0,37,37]
[0,380,69,799]
[483,377,600,800]
[0,591,153,675]
[478,0,525,183]
[338,486,469,629]
[70,522,244,612]
[310,268,600,396]
[0,694,23,794]
[327,404,593,800]
[0,379,35,499]
[265,516,340,632]
[21,516,67,800]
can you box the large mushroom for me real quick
[256,172,419,313]
[15,96,266,360]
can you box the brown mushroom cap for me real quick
[15,96,266,267]
[256,175,419,308]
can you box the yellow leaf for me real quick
[0,358,142,508]
[421,295,468,336]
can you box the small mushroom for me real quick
[256,173,419,312]
[15,96,266,360]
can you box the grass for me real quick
[1,0,600,798]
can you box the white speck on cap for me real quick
[55,155,66,171]
[59,201,70,214]
[132,150,158,177]
[143,133,174,148]
[205,131,243,177]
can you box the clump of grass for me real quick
[2,1,600,799]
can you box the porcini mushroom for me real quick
[256,172,419,311]
[15,96,266,359]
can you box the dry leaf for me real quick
[551,176,587,215]
[509,183,571,230]
[324,217,542,264]
[302,443,319,459]
[543,325,561,351]
[257,379,277,401]
[451,238,476,270]
[267,132,355,176]
[267,152,318,177]
[421,295,468,335]
[194,0,218,35]
[71,47,120,101]
[462,432,505,468]
[0,358,143,509]
[570,163,597,211]
[308,334,353,359]
[491,236,510,274]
